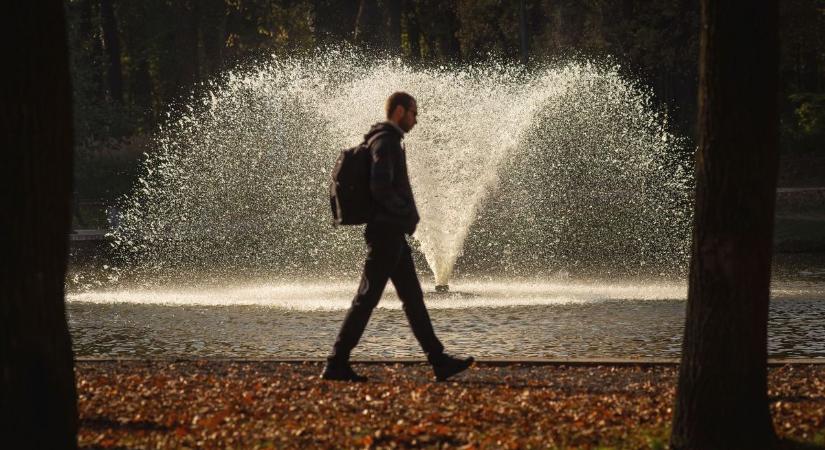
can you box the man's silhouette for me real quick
[322,92,474,382]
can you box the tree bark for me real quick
[1,2,78,449]
[201,0,227,76]
[190,0,201,81]
[404,0,421,61]
[132,57,154,120]
[74,0,105,104]
[167,1,200,102]
[555,1,583,49]
[314,0,359,46]
[670,1,779,449]
[78,0,94,38]
[354,0,383,51]
[519,0,529,64]
[386,0,402,55]
[100,0,123,103]
[437,4,461,61]
[801,48,820,91]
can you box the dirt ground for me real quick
[75,360,825,449]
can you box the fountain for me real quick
[66,53,825,360]
[106,50,693,289]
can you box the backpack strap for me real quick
[365,131,390,148]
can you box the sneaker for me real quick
[432,354,475,382]
[320,363,368,382]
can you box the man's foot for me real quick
[432,354,475,382]
[320,363,368,382]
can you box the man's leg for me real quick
[390,241,445,364]
[328,226,405,365]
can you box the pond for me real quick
[67,279,825,359]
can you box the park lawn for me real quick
[75,361,825,449]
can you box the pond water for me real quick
[67,279,825,359]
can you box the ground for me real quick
[75,360,825,449]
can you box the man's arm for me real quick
[370,138,412,217]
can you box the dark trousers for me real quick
[329,223,444,365]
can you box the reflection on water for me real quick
[67,280,825,359]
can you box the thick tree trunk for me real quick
[1,2,78,449]
[100,0,123,104]
[670,1,779,449]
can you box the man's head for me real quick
[386,91,418,133]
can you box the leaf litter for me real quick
[75,361,825,449]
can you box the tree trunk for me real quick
[132,57,154,121]
[168,1,200,102]
[670,1,779,449]
[404,0,421,61]
[354,0,383,51]
[190,0,201,81]
[201,0,227,76]
[78,0,94,39]
[75,0,105,104]
[556,0,584,49]
[1,2,78,449]
[437,4,461,61]
[100,0,123,103]
[386,0,402,55]
[519,0,529,64]
[314,0,359,45]
[801,48,819,92]
[621,0,634,19]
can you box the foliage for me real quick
[73,135,150,201]
[64,0,825,207]
[795,95,825,136]
[784,93,825,154]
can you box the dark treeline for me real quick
[66,0,824,209]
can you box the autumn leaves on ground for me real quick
[76,361,825,449]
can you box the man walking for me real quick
[322,92,474,382]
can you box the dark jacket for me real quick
[364,122,420,234]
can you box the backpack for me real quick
[329,132,387,226]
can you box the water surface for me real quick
[68,280,825,359]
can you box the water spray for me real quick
[109,51,692,283]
